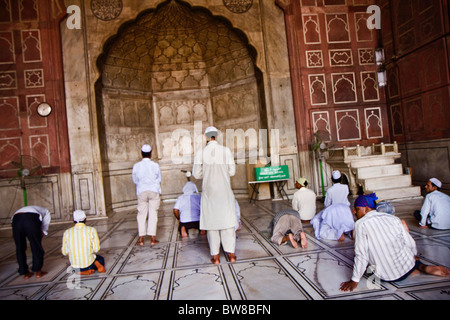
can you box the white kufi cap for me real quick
[332,170,341,179]
[141,144,152,153]
[429,178,442,188]
[204,126,218,139]
[73,210,86,222]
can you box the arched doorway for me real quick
[95,0,267,209]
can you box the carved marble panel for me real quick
[0,97,20,131]
[19,0,39,21]
[312,111,332,141]
[29,135,50,167]
[308,74,328,105]
[21,30,42,63]
[364,107,383,139]
[303,14,321,44]
[354,12,373,42]
[24,69,44,88]
[326,13,350,43]
[0,31,15,64]
[26,95,47,128]
[358,48,375,65]
[360,71,379,102]
[329,49,353,67]
[0,138,21,172]
[331,72,357,104]
[390,103,403,137]
[0,71,17,90]
[306,50,324,68]
[405,98,424,133]
[335,109,361,141]
[0,0,12,22]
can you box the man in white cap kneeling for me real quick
[132,144,162,246]
[414,178,450,230]
[193,126,238,264]
[62,210,105,275]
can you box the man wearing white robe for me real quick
[193,127,237,264]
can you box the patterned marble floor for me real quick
[0,197,449,301]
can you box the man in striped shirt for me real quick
[340,194,449,292]
[62,210,105,275]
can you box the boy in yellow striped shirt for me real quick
[62,210,105,275]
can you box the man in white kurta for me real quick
[292,177,316,221]
[193,127,237,264]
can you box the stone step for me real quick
[361,174,412,191]
[356,164,403,179]
[369,186,422,200]
[348,156,397,168]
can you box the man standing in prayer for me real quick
[414,178,450,230]
[193,126,237,264]
[292,177,316,222]
[11,205,51,279]
[132,144,162,246]
[340,194,450,292]
[62,210,105,275]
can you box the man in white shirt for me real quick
[340,194,450,292]
[193,127,237,264]
[173,181,203,238]
[324,170,350,207]
[292,177,316,222]
[311,171,354,241]
[414,178,450,230]
[11,205,51,279]
[132,144,162,246]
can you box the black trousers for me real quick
[12,213,45,274]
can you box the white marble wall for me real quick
[60,0,300,218]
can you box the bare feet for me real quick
[180,226,188,238]
[78,269,95,275]
[228,253,237,263]
[150,236,159,246]
[338,233,345,242]
[137,236,144,246]
[94,260,106,273]
[288,233,298,248]
[422,265,450,277]
[300,232,308,249]
[23,272,34,279]
[211,254,220,265]
[35,270,47,278]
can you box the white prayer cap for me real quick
[141,144,152,153]
[73,210,86,222]
[296,177,308,187]
[204,126,218,138]
[429,178,442,188]
[332,170,341,179]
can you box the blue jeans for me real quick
[389,260,423,282]
[78,255,105,272]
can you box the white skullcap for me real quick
[204,126,218,138]
[141,144,152,153]
[429,178,442,188]
[73,210,86,222]
[332,170,341,179]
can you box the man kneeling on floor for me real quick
[269,209,308,249]
[62,210,105,275]
[340,194,449,292]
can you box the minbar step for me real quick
[368,186,422,200]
